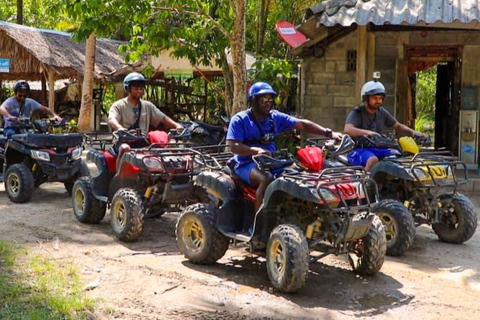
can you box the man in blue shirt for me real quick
[227,82,342,212]
[0,80,62,138]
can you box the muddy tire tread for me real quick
[72,176,106,224]
[351,216,386,276]
[5,163,34,203]
[372,199,415,256]
[111,188,144,242]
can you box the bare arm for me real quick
[0,104,16,119]
[344,123,379,137]
[160,116,183,130]
[294,119,342,139]
[39,106,61,120]
[393,121,424,137]
[227,140,270,156]
[107,117,126,131]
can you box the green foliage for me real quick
[0,241,95,319]
[0,0,74,31]
[415,67,436,134]
[249,58,292,106]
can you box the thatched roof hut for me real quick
[0,21,133,82]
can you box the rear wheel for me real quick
[176,203,229,264]
[71,177,106,224]
[65,161,90,195]
[348,216,386,276]
[433,193,477,244]
[266,224,309,293]
[5,164,34,203]
[372,199,415,256]
[111,188,144,242]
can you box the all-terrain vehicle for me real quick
[176,137,387,293]
[1,117,88,203]
[332,134,477,246]
[72,128,211,242]
[297,136,415,256]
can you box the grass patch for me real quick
[0,241,95,319]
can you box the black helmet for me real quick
[13,80,30,94]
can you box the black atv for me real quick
[72,129,211,242]
[334,134,477,246]
[1,118,88,203]
[176,144,387,293]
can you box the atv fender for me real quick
[251,177,321,241]
[86,150,111,199]
[370,161,413,182]
[194,171,237,202]
[194,171,244,233]
[4,142,30,167]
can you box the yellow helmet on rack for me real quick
[399,136,419,155]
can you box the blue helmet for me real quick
[248,82,277,99]
[123,72,146,92]
[14,80,30,94]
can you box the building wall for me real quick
[301,28,480,132]
[301,32,358,131]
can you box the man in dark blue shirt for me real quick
[227,82,342,212]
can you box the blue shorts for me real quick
[234,161,286,185]
[348,148,396,167]
[3,127,19,138]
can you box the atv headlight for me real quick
[31,150,50,162]
[71,147,83,160]
[143,157,165,172]
[317,188,339,203]
[356,182,366,199]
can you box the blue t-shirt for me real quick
[226,109,298,166]
[2,97,42,128]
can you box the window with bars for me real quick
[347,50,357,72]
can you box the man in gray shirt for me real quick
[344,79,426,171]
[0,81,62,138]
[108,72,182,133]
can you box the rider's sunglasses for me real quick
[17,94,27,99]
[259,96,274,104]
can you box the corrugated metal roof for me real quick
[308,0,480,27]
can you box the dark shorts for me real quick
[347,148,396,167]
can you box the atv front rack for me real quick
[281,166,379,213]
[388,151,468,189]
[84,132,114,151]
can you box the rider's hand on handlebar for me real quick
[365,130,380,137]
[52,115,63,122]
[252,147,271,156]
[332,131,343,141]
[9,116,19,122]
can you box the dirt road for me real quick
[0,183,479,319]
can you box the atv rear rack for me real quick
[388,151,468,188]
[281,166,379,213]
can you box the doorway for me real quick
[403,45,462,155]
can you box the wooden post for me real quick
[48,70,55,110]
[356,26,368,99]
[41,76,47,105]
[367,31,376,80]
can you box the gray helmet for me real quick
[361,80,386,101]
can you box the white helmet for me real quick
[361,80,386,101]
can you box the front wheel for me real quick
[176,203,229,264]
[348,216,386,276]
[266,224,310,293]
[111,188,144,242]
[372,199,415,256]
[5,164,34,203]
[432,193,477,244]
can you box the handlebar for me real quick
[252,152,294,171]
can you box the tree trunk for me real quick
[78,34,96,132]
[16,0,23,24]
[220,53,234,116]
[230,0,247,116]
[256,0,270,56]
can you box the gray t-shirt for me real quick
[108,98,166,132]
[1,97,42,128]
[345,105,396,133]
